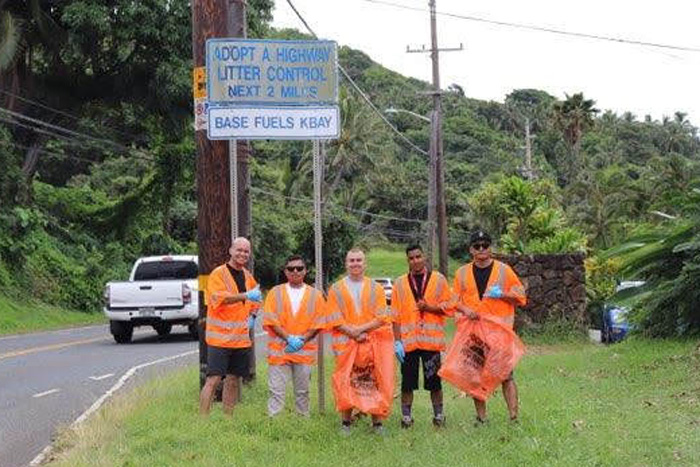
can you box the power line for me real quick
[360,0,700,53]
[0,107,141,155]
[0,140,102,165]
[252,186,427,223]
[0,111,156,163]
[284,0,429,157]
[0,88,135,140]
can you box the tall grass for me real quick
[0,294,104,335]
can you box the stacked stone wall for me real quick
[496,253,587,329]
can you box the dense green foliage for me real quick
[1,2,699,335]
[605,189,700,336]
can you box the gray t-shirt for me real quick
[345,276,364,315]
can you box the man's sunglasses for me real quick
[285,266,306,272]
[471,242,491,251]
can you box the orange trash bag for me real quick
[438,318,525,401]
[332,326,395,417]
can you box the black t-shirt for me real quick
[473,263,493,300]
[409,270,432,301]
[226,264,247,293]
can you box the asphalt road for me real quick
[0,324,199,467]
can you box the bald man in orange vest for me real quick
[199,237,262,416]
[328,248,394,435]
[453,230,527,423]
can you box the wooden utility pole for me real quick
[193,0,231,391]
[407,0,462,275]
[227,0,256,384]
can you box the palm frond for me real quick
[0,11,22,71]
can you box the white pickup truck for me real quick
[103,255,199,343]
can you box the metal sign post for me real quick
[230,140,238,239]
[313,139,325,413]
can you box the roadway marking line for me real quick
[0,336,108,361]
[30,349,198,466]
[89,373,115,381]
[33,389,60,398]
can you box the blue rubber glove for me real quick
[245,286,262,303]
[485,285,503,299]
[247,314,256,332]
[394,340,405,364]
[285,335,304,353]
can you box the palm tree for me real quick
[295,88,386,203]
[553,93,598,183]
[608,188,700,336]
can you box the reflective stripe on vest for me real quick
[207,318,247,330]
[324,310,343,325]
[415,335,445,346]
[332,284,347,314]
[459,266,468,293]
[434,274,445,300]
[368,280,377,311]
[205,331,249,343]
[486,314,515,328]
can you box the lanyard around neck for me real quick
[408,269,430,300]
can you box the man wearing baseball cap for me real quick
[452,230,527,423]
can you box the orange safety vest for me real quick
[262,284,328,366]
[205,264,259,349]
[391,271,454,352]
[453,260,526,329]
[327,277,392,356]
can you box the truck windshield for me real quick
[133,261,198,281]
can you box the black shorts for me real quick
[206,346,251,377]
[401,349,442,392]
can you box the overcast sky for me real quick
[273,0,700,125]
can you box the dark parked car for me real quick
[602,281,644,343]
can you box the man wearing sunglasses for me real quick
[391,244,453,429]
[262,255,335,417]
[453,230,527,423]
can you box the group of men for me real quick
[198,231,526,434]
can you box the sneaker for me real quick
[372,423,386,436]
[340,423,352,437]
[432,413,446,428]
[473,416,487,427]
[400,415,414,429]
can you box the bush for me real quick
[584,256,620,328]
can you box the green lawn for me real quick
[365,247,462,280]
[48,339,700,466]
[0,294,104,336]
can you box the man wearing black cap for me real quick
[453,230,527,423]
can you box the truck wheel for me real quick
[154,322,172,337]
[188,322,199,340]
[110,320,133,344]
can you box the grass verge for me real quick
[48,339,700,466]
[0,293,104,336]
[365,248,462,279]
